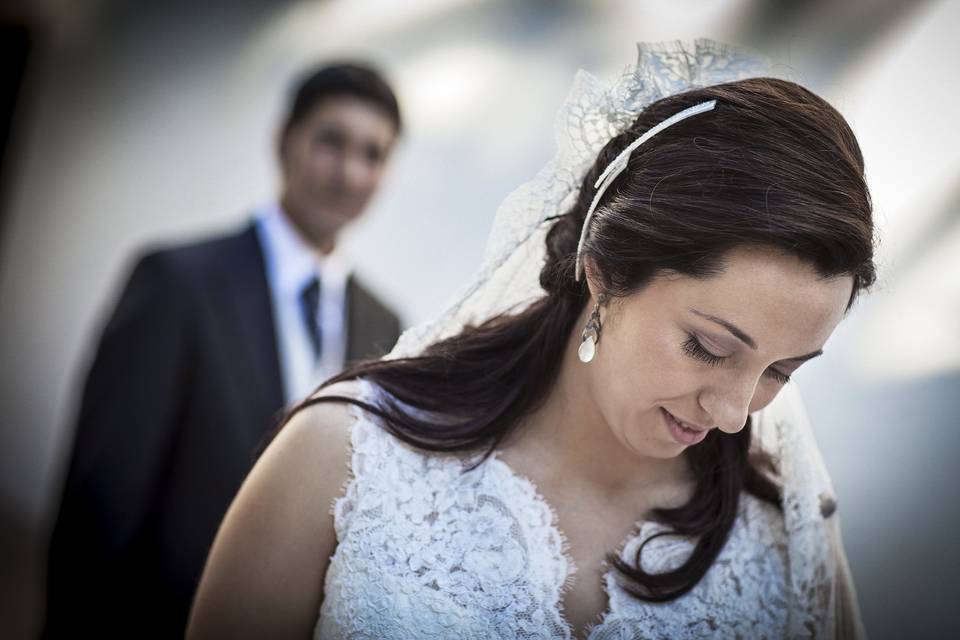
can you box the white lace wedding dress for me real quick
[314,378,794,639]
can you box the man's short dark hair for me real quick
[282,62,402,135]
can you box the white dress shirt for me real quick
[254,203,351,404]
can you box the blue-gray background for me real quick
[1,0,957,637]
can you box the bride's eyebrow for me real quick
[689,309,757,349]
[779,349,824,364]
[689,308,825,363]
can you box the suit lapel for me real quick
[345,275,377,365]
[344,275,400,366]
[218,223,285,422]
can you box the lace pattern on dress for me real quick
[316,378,793,639]
[317,378,572,639]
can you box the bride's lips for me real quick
[661,408,710,446]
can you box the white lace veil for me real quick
[384,38,865,639]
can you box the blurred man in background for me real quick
[44,62,403,636]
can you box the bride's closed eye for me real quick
[681,333,792,384]
[681,333,725,367]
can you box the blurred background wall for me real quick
[0,0,956,637]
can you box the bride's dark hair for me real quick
[277,77,875,602]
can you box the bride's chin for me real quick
[620,427,684,462]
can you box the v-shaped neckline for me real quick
[485,450,672,640]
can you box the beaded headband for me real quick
[573,98,718,282]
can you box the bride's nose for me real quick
[698,373,758,434]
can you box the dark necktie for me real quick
[299,276,322,361]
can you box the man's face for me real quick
[279,95,397,248]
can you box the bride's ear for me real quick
[582,256,606,301]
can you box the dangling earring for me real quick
[578,293,606,363]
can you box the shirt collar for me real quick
[255,202,351,297]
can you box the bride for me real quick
[188,39,870,639]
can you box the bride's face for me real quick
[584,244,853,460]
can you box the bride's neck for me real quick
[505,316,687,496]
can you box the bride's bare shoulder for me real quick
[274,379,372,473]
[295,378,368,431]
[187,378,371,637]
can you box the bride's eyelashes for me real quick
[681,333,792,385]
[681,333,725,367]
[767,368,792,385]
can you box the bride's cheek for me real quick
[748,384,780,414]
[655,337,699,390]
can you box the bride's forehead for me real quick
[632,247,852,330]
[656,247,841,292]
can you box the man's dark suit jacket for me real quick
[44,221,401,637]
